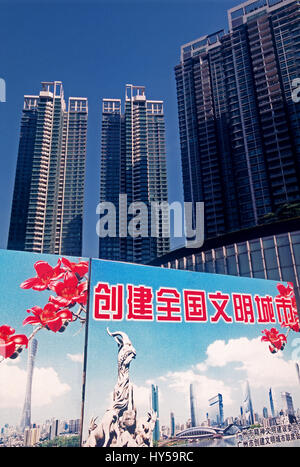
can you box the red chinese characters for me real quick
[275,282,299,333]
[183,290,207,322]
[94,282,124,321]
[275,296,298,329]
[233,293,255,324]
[156,288,181,322]
[208,292,232,323]
[127,285,154,321]
[91,280,298,331]
[255,295,276,324]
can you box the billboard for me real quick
[0,249,89,447]
[82,258,300,448]
[0,249,300,448]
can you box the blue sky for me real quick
[0,0,243,259]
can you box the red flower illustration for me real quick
[23,303,73,333]
[0,325,28,359]
[49,271,88,307]
[20,260,64,291]
[277,282,294,298]
[281,311,300,333]
[261,328,287,353]
[61,258,89,278]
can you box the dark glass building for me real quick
[157,0,300,317]
[99,84,170,264]
[149,219,300,306]
[8,81,88,256]
[175,0,300,239]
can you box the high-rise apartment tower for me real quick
[8,81,88,256]
[175,0,300,239]
[99,84,170,264]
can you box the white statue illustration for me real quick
[84,328,157,447]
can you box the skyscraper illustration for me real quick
[170,412,175,437]
[151,384,160,443]
[8,81,88,256]
[269,387,276,418]
[243,380,254,426]
[208,393,224,426]
[281,391,295,417]
[189,383,197,427]
[175,0,300,239]
[296,362,300,384]
[20,338,38,431]
[99,84,170,264]
[263,407,269,419]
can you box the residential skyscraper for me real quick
[20,339,38,431]
[8,81,88,256]
[175,0,300,239]
[99,84,170,264]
